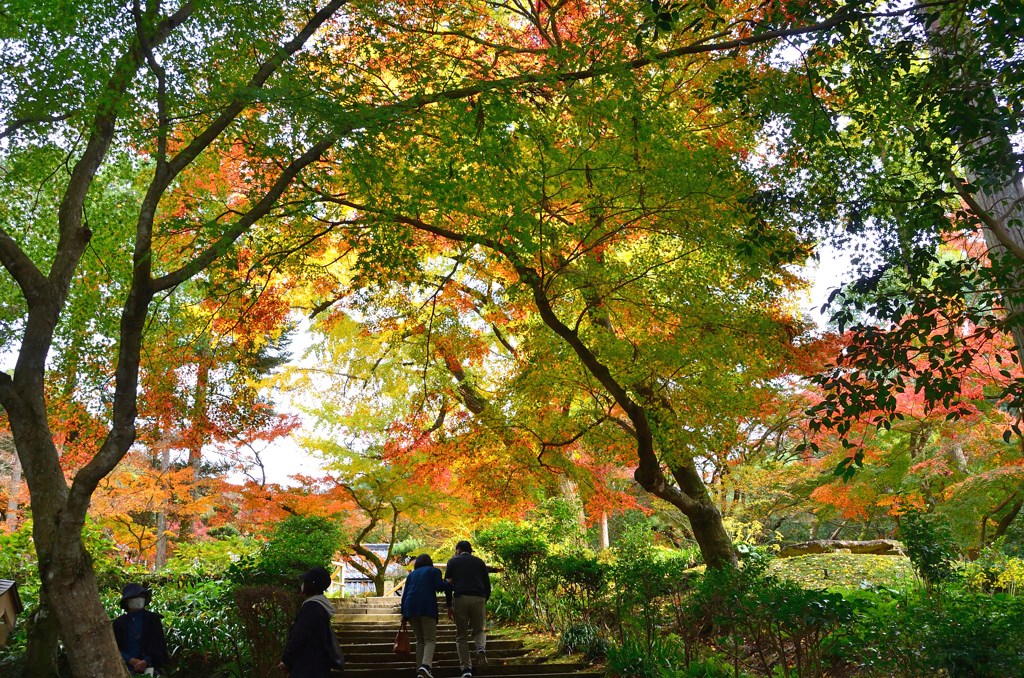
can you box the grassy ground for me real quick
[770,553,917,591]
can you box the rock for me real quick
[777,539,903,558]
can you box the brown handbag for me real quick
[393,620,412,657]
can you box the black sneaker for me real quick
[417,666,434,678]
[461,668,473,677]
[477,650,488,666]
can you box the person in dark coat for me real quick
[400,554,453,678]
[279,566,340,678]
[112,583,169,675]
[445,541,501,677]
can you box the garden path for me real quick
[331,596,597,678]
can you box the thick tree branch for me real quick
[0,225,50,309]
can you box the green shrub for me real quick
[607,636,684,678]
[234,586,301,678]
[477,522,549,579]
[609,524,691,651]
[685,557,862,678]
[541,548,607,628]
[663,655,751,678]
[477,521,549,623]
[851,586,1024,677]
[488,581,530,622]
[901,511,957,586]
[165,535,259,577]
[560,622,608,659]
[229,514,342,587]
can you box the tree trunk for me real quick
[994,499,1024,540]
[44,558,129,677]
[686,499,738,569]
[180,358,210,543]
[154,442,171,570]
[972,178,1024,358]
[21,593,60,678]
[926,13,1024,359]
[6,450,20,532]
[14,425,131,678]
[599,512,609,550]
[557,476,587,530]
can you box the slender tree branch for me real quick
[153,139,335,291]
[0,113,76,141]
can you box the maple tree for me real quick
[0,0,973,674]
[301,451,442,595]
[750,0,1024,507]
[281,64,821,568]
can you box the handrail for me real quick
[382,575,407,597]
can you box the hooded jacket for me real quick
[282,595,339,678]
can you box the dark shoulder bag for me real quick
[326,620,345,671]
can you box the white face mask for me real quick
[125,597,146,611]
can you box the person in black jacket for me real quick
[445,541,501,677]
[112,583,169,675]
[279,566,341,677]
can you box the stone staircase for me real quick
[330,596,597,678]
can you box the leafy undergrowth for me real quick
[770,553,917,591]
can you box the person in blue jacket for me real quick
[111,583,168,675]
[401,554,453,678]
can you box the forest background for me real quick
[2,0,1024,676]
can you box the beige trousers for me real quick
[453,595,487,669]
[408,615,438,667]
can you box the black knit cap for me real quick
[120,583,152,608]
[298,566,332,594]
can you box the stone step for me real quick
[337,613,408,623]
[344,650,531,666]
[336,634,505,643]
[340,640,523,653]
[337,626,458,630]
[333,599,448,607]
[344,658,536,669]
[335,670,596,678]
[343,649,529,662]
[336,633,504,642]
[343,663,587,674]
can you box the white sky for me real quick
[0,247,853,486]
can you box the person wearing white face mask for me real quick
[112,583,169,675]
